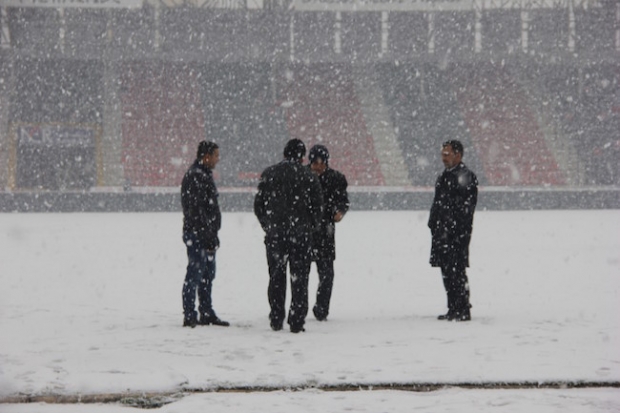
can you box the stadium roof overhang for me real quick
[0,0,600,10]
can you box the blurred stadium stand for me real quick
[0,0,618,211]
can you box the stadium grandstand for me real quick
[0,0,618,210]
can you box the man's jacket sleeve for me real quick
[254,173,269,232]
[309,174,324,232]
[334,173,350,216]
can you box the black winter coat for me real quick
[181,160,221,250]
[254,159,323,237]
[428,162,478,268]
[311,166,349,261]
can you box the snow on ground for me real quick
[0,210,619,412]
[2,388,619,413]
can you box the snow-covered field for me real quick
[1,210,619,412]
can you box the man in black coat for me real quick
[254,139,324,333]
[181,141,229,328]
[308,144,350,321]
[428,140,478,322]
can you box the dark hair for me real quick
[442,140,464,156]
[283,138,306,160]
[197,141,219,159]
[309,144,330,165]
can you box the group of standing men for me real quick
[181,138,349,332]
[254,139,350,332]
[180,138,477,332]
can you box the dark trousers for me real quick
[441,263,470,315]
[265,232,311,329]
[182,232,216,322]
[313,259,335,319]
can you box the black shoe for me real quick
[199,316,230,327]
[313,307,328,321]
[270,321,283,331]
[437,312,452,321]
[446,311,471,322]
[290,326,305,333]
[183,318,197,328]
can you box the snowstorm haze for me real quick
[0,0,618,210]
[0,1,619,411]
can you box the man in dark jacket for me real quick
[428,140,478,322]
[308,144,350,321]
[181,141,229,328]
[254,139,323,333]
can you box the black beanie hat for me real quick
[309,144,329,165]
[283,139,306,160]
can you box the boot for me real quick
[437,312,454,320]
[447,304,471,322]
[199,314,230,327]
